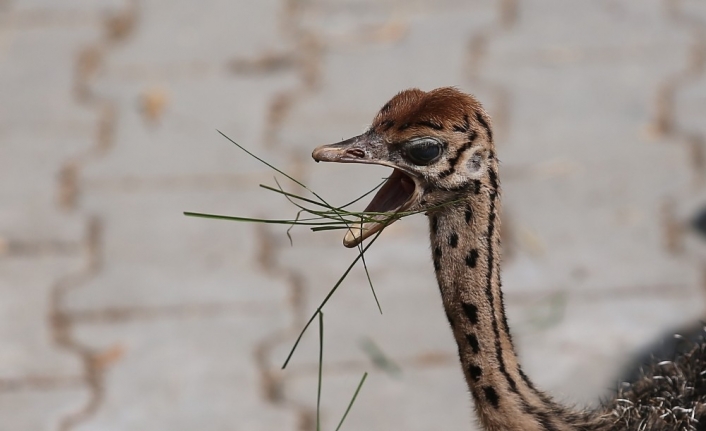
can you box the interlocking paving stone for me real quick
[0,257,84,379]
[0,20,99,128]
[10,0,123,13]
[0,257,89,431]
[0,389,87,431]
[63,189,291,311]
[104,0,287,67]
[71,314,296,431]
[0,20,98,242]
[82,76,297,181]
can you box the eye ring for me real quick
[404,138,443,165]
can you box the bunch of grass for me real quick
[184,132,452,429]
[185,132,451,364]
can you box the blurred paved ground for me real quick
[1,0,706,430]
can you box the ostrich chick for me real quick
[312,87,706,431]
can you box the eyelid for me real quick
[404,137,445,150]
[407,137,440,145]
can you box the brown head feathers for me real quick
[371,87,491,141]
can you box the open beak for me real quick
[312,133,419,248]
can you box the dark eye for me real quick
[405,139,442,165]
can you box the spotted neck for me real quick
[428,162,597,431]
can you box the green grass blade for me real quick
[281,229,384,369]
[334,372,368,431]
[358,237,381,314]
[355,218,382,314]
[316,311,324,431]
[217,131,350,224]
[184,212,344,226]
[268,179,374,225]
[217,130,311,191]
[286,210,303,246]
[259,184,331,209]
[310,225,351,232]
[338,179,385,209]
[269,178,374,319]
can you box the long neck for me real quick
[429,165,597,431]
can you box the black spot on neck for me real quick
[468,364,482,382]
[473,179,481,194]
[466,333,480,354]
[466,249,479,268]
[448,232,458,248]
[483,386,500,409]
[432,215,439,235]
[465,205,473,224]
[434,246,442,258]
[462,302,478,325]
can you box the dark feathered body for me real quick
[605,340,706,431]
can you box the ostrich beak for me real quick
[312,134,419,248]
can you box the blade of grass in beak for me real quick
[262,181,392,225]
[268,178,378,278]
[272,172,382,315]
[310,225,352,232]
[286,210,303,246]
[316,311,324,431]
[183,212,346,226]
[269,178,352,223]
[218,131,350,226]
[334,372,368,431]
[259,184,331,209]
[218,130,312,191]
[270,178,345,221]
[354,216,381,314]
[275,177,385,316]
[282,229,384,369]
[338,179,386,210]
[358,235,381,314]
[262,181,390,224]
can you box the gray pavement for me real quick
[1,1,706,430]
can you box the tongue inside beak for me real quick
[343,169,416,248]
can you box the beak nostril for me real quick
[347,148,365,158]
